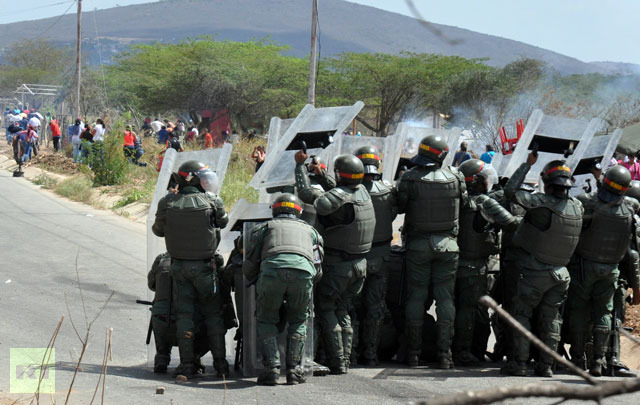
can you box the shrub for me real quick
[54,176,93,202]
[87,135,129,186]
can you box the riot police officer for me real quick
[243,193,324,385]
[502,154,583,377]
[611,180,640,376]
[148,252,174,373]
[396,135,470,369]
[566,166,638,376]
[295,152,375,374]
[454,159,519,365]
[152,160,229,378]
[353,146,397,366]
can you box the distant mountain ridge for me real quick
[0,0,637,75]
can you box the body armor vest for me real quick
[365,179,394,244]
[512,195,583,266]
[154,254,172,302]
[165,192,218,259]
[404,167,460,235]
[323,185,376,255]
[458,197,500,260]
[261,218,315,263]
[576,196,634,264]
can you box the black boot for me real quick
[405,321,423,367]
[154,353,171,373]
[258,336,281,385]
[286,334,307,385]
[209,334,229,378]
[257,368,279,386]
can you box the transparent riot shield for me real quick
[218,199,272,257]
[145,145,233,365]
[501,109,606,183]
[570,129,624,196]
[250,102,364,190]
[394,123,463,170]
[334,133,401,183]
[242,222,315,378]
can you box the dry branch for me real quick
[419,379,640,405]
[420,296,640,405]
[404,0,462,45]
[479,295,597,385]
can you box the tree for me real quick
[323,52,486,136]
[107,38,309,130]
[0,39,69,93]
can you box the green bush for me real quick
[87,135,129,186]
[32,174,58,189]
[54,176,93,202]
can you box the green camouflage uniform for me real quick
[567,193,638,370]
[504,163,583,371]
[152,185,229,375]
[453,193,518,363]
[243,216,323,375]
[396,164,469,365]
[296,164,376,372]
[358,178,397,364]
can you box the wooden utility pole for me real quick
[307,0,319,106]
[75,0,82,118]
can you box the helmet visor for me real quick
[198,168,219,194]
[480,164,499,190]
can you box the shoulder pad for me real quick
[624,196,640,212]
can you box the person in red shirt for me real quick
[619,153,640,181]
[49,118,62,152]
[123,126,136,161]
[203,129,213,149]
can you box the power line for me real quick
[35,0,77,38]
[0,0,75,19]
[93,7,109,108]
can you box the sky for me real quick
[3,0,640,64]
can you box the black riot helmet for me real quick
[272,193,303,218]
[334,154,365,185]
[540,160,573,188]
[459,158,498,193]
[626,180,640,204]
[598,165,631,203]
[173,160,206,188]
[411,135,449,166]
[354,145,382,175]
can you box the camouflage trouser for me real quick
[171,259,226,367]
[358,254,389,362]
[608,280,628,362]
[453,259,488,357]
[151,300,173,366]
[315,255,366,369]
[511,264,570,365]
[491,255,521,360]
[404,235,458,355]
[566,258,618,361]
[256,268,313,369]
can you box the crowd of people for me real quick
[146,132,640,387]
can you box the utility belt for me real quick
[324,247,367,261]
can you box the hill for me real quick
[0,0,636,75]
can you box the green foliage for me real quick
[0,39,70,93]
[107,37,308,128]
[114,187,148,208]
[54,176,94,202]
[322,52,488,135]
[32,174,58,189]
[220,139,261,208]
[86,134,129,186]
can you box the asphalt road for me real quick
[1,170,640,404]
